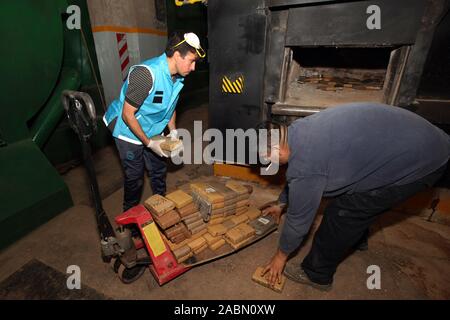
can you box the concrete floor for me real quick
[0,104,449,299]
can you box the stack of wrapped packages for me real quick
[166,190,208,237]
[144,180,271,264]
[143,194,181,231]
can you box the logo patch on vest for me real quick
[153,91,164,104]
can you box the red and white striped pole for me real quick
[116,33,130,82]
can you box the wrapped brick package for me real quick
[187,236,207,251]
[222,219,237,230]
[225,223,256,245]
[230,214,249,226]
[236,199,250,208]
[210,238,226,251]
[177,252,193,263]
[235,207,249,216]
[203,232,222,246]
[225,181,250,196]
[173,245,191,259]
[185,219,205,231]
[177,202,198,217]
[190,183,225,204]
[208,182,238,201]
[166,190,193,208]
[149,135,183,152]
[190,223,208,235]
[183,212,203,225]
[246,207,261,220]
[170,233,188,244]
[165,223,187,239]
[193,243,208,255]
[207,224,228,237]
[154,209,180,229]
[144,194,175,217]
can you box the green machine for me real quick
[0,0,106,249]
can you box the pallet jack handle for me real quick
[61,90,115,241]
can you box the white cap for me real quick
[184,32,201,49]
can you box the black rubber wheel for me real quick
[117,264,146,284]
[110,257,122,273]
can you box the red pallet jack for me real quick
[61,91,277,285]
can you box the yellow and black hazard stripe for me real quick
[222,76,244,94]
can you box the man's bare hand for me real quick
[261,250,288,287]
[260,201,284,224]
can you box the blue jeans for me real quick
[114,138,167,211]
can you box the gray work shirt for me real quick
[278,103,450,255]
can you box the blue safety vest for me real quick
[103,53,184,145]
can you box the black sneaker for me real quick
[283,262,332,292]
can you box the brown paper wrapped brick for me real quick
[149,135,183,151]
[170,233,187,244]
[235,194,250,202]
[211,203,236,215]
[154,209,180,229]
[185,219,205,231]
[246,206,261,220]
[225,181,249,195]
[210,211,224,218]
[225,223,255,245]
[177,252,193,263]
[165,223,187,239]
[222,219,236,230]
[173,245,191,259]
[230,214,249,226]
[252,266,286,293]
[183,212,203,225]
[235,207,249,215]
[209,216,225,225]
[190,183,225,203]
[235,206,248,214]
[193,243,208,255]
[225,227,246,245]
[236,199,250,208]
[207,224,228,237]
[177,202,198,217]
[166,190,193,209]
[187,236,207,251]
[203,232,222,246]
[208,182,238,201]
[235,223,255,239]
[162,229,204,252]
[144,194,175,217]
[210,238,226,251]
[183,211,202,221]
[228,237,253,250]
[211,201,225,210]
[190,223,207,235]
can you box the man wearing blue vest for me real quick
[103,32,205,211]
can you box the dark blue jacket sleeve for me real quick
[279,175,327,255]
